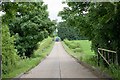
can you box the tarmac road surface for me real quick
[20,42,97,78]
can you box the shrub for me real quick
[2,25,19,74]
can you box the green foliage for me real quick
[2,2,18,24]
[63,39,95,61]
[3,37,54,78]
[108,65,120,80]
[0,19,1,54]
[2,25,19,74]
[59,2,120,64]
[57,21,86,41]
[58,26,81,40]
[1,2,55,77]
[32,37,53,58]
[72,48,82,53]
[60,2,120,79]
[63,39,120,79]
[64,40,78,49]
[2,2,55,57]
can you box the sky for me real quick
[0,11,5,16]
[43,0,68,22]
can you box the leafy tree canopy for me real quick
[2,2,55,57]
[58,2,120,64]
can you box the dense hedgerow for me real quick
[2,25,19,74]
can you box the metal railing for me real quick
[98,48,118,67]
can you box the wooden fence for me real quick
[98,48,118,67]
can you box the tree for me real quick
[57,22,86,40]
[59,2,120,64]
[2,2,55,57]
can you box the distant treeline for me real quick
[57,22,87,40]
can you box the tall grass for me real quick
[2,37,54,78]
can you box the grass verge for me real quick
[63,39,95,62]
[2,37,54,78]
[62,39,120,80]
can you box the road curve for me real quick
[20,42,97,78]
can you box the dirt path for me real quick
[20,42,97,78]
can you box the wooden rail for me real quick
[98,48,118,67]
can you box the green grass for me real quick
[2,37,54,78]
[63,39,95,61]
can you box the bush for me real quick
[2,25,19,74]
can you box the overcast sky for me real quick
[43,0,68,22]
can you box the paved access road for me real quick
[20,42,97,78]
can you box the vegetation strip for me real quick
[62,41,112,79]
[3,37,54,78]
[2,2,55,79]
